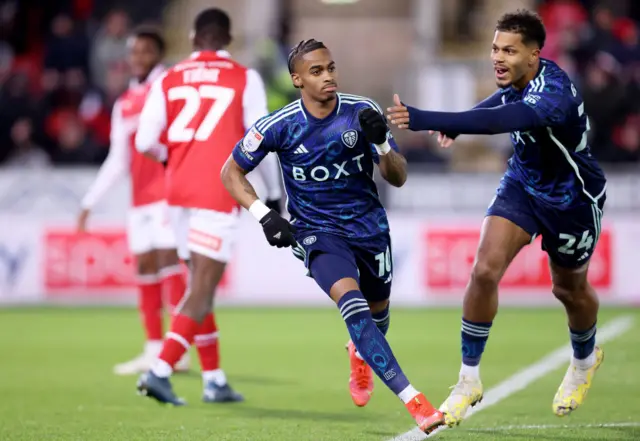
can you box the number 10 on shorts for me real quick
[375,246,392,277]
[558,230,594,255]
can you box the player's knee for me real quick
[470,260,502,290]
[190,255,225,295]
[329,277,360,304]
[156,249,180,268]
[136,251,158,275]
[368,299,389,315]
[552,279,594,307]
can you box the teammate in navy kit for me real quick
[387,9,607,426]
[221,39,444,434]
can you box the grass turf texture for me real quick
[0,307,638,441]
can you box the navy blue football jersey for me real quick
[500,58,606,207]
[232,93,398,240]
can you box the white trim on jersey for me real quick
[529,66,547,93]
[576,102,590,153]
[255,100,300,132]
[546,127,605,232]
[298,99,308,121]
[546,127,605,204]
[257,104,303,134]
[339,93,383,113]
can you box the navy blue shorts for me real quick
[486,177,606,268]
[292,232,392,302]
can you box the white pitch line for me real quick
[465,421,640,432]
[388,315,635,441]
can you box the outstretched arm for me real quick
[437,90,505,142]
[387,95,543,135]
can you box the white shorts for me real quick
[127,200,177,254]
[169,207,239,263]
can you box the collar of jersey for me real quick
[190,50,232,59]
[300,93,341,124]
[512,58,548,95]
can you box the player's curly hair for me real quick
[287,39,327,74]
[496,9,546,49]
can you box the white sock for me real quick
[151,359,172,378]
[203,369,227,387]
[459,363,480,379]
[398,385,420,404]
[144,340,163,356]
[573,348,596,369]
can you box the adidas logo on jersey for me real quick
[294,145,309,154]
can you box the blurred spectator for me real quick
[605,113,640,162]
[51,116,104,165]
[0,0,637,168]
[43,13,89,74]
[90,9,130,90]
[581,54,628,156]
[611,18,640,66]
[3,117,51,168]
[536,0,640,164]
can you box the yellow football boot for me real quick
[553,346,604,417]
[439,376,484,427]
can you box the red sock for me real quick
[158,313,199,367]
[138,278,163,341]
[161,265,187,313]
[194,313,220,371]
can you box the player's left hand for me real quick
[259,209,297,248]
[386,94,411,130]
[358,108,389,145]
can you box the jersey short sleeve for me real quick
[232,118,278,172]
[522,71,574,126]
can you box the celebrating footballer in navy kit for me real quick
[387,9,607,428]
[221,39,446,435]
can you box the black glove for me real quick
[265,198,282,216]
[259,209,297,248]
[358,108,389,145]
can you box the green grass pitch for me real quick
[0,307,638,441]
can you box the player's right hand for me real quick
[428,131,456,148]
[265,198,283,216]
[77,209,90,233]
[259,210,297,248]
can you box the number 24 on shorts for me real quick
[558,230,594,255]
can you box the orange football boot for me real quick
[346,341,374,407]
[405,393,446,434]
